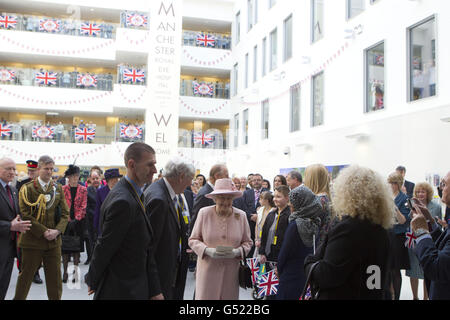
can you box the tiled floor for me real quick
[5,253,421,300]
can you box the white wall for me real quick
[228,0,450,184]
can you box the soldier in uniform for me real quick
[14,155,69,300]
[15,160,43,284]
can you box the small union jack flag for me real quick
[35,71,58,86]
[193,132,214,146]
[196,33,215,47]
[120,124,143,139]
[0,69,15,82]
[75,127,96,141]
[39,19,61,33]
[0,123,12,137]
[257,270,279,298]
[126,13,148,27]
[123,68,145,83]
[405,231,417,249]
[80,22,102,36]
[0,15,18,29]
[193,82,214,96]
[77,74,97,87]
[299,285,312,300]
[246,258,260,285]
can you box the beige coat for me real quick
[189,205,253,300]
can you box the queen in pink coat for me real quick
[189,178,253,300]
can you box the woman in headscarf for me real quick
[276,186,324,300]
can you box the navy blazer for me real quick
[277,221,313,300]
[0,183,19,260]
[414,226,450,300]
[190,183,214,233]
[259,206,291,262]
[144,179,189,300]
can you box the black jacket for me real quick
[304,216,390,300]
[144,179,189,300]
[86,178,158,300]
[0,183,19,260]
[190,183,214,233]
[259,206,291,262]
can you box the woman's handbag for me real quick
[300,261,321,300]
[238,260,253,289]
[61,220,81,252]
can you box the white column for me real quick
[145,0,183,170]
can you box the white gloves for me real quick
[204,247,242,259]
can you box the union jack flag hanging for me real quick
[32,126,55,139]
[35,71,58,86]
[257,270,279,298]
[405,231,417,249]
[0,123,12,137]
[123,68,145,83]
[126,13,148,28]
[196,33,215,47]
[39,19,61,33]
[193,132,214,146]
[120,124,143,139]
[0,69,15,82]
[75,127,96,141]
[0,15,18,29]
[77,74,98,87]
[193,82,214,96]
[246,258,260,285]
[80,22,102,36]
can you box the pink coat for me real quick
[189,205,253,300]
[63,184,87,221]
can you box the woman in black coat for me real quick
[304,165,394,300]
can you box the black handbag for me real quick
[61,234,81,252]
[300,261,321,300]
[238,260,253,289]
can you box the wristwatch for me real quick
[414,228,429,238]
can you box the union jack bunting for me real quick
[405,231,417,249]
[246,258,260,285]
[35,71,58,86]
[0,15,18,29]
[77,74,98,87]
[126,13,148,28]
[193,82,214,96]
[257,270,279,298]
[75,127,96,141]
[120,124,143,139]
[0,69,15,82]
[193,132,214,146]
[123,68,145,83]
[39,19,61,33]
[196,33,215,47]
[80,22,102,36]
[0,124,12,137]
[32,126,54,139]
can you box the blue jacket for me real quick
[94,185,110,235]
[414,226,450,300]
[393,192,410,234]
[276,221,313,300]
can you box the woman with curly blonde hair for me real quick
[304,165,394,300]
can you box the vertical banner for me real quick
[146,0,183,170]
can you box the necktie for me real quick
[255,189,261,207]
[5,185,14,210]
[5,185,15,241]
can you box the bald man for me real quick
[0,158,31,299]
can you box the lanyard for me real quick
[176,196,190,225]
[125,179,145,213]
[272,211,281,245]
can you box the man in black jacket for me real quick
[144,158,195,300]
[0,158,31,299]
[396,166,415,199]
[86,142,160,300]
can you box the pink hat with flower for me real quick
[205,178,243,200]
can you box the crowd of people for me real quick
[0,66,115,91]
[0,142,449,300]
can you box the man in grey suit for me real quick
[0,158,31,299]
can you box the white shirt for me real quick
[38,177,50,191]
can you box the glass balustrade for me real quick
[180,79,230,99]
[182,30,231,50]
